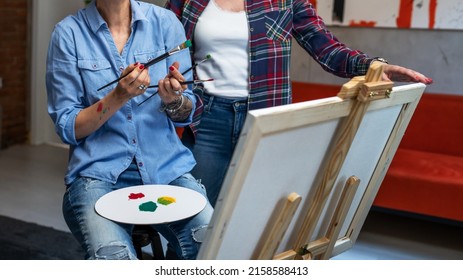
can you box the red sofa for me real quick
[291,81,463,223]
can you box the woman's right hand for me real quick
[74,62,149,140]
[114,62,151,101]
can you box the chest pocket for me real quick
[77,58,112,100]
[134,48,169,63]
[78,59,111,72]
[134,50,167,78]
[265,9,293,42]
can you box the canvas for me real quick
[197,73,426,260]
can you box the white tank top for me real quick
[193,0,249,98]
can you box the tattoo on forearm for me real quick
[165,95,193,121]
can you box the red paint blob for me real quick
[97,102,103,112]
[128,192,145,200]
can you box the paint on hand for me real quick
[128,192,145,200]
[157,196,176,205]
[139,201,158,212]
[97,102,109,120]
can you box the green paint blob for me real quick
[139,201,157,212]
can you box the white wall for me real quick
[316,0,463,30]
[290,26,463,96]
[30,0,85,145]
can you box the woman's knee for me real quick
[89,241,138,260]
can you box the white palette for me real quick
[95,185,207,225]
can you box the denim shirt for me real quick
[46,0,196,185]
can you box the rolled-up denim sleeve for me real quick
[46,24,85,145]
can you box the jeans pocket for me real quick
[202,93,213,114]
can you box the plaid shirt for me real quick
[165,0,375,135]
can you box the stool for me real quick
[132,225,165,260]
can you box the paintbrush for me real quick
[137,54,213,106]
[97,40,192,91]
[144,40,192,68]
[147,78,214,89]
[180,54,212,75]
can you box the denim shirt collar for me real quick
[85,0,149,34]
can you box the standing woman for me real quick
[46,0,213,259]
[165,0,433,207]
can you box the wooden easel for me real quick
[256,62,393,260]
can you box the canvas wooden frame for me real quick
[197,82,426,260]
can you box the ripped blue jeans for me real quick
[62,161,213,260]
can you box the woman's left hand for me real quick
[157,61,188,104]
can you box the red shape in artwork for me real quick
[349,20,376,27]
[429,0,437,29]
[128,192,145,200]
[397,0,413,28]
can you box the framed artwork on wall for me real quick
[315,0,463,30]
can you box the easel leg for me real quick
[318,176,360,259]
[273,176,360,260]
[256,192,302,260]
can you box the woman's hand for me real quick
[114,62,151,101]
[157,61,188,104]
[74,62,149,140]
[157,61,192,121]
[382,64,433,85]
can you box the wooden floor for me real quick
[1,144,462,260]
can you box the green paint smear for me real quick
[139,201,157,212]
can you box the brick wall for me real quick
[0,0,29,148]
